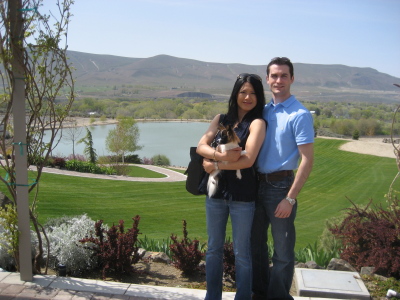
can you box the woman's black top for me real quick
[201,114,258,202]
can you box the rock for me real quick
[305,261,324,269]
[143,251,171,264]
[374,274,388,281]
[295,262,308,268]
[137,248,146,259]
[360,266,375,276]
[153,252,171,264]
[327,258,357,272]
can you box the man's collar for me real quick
[269,95,295,107]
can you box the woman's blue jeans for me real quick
[205,196,255,300]
[251,176,296,300]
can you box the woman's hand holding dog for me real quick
[203,148,242,173]
[202,159,215,174]
[216,147,242,162]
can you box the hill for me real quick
[67,51,400,103]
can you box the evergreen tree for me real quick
[78,128,97,164]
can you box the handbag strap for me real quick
[210,114,226,148]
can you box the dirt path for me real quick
[319,136,397,159]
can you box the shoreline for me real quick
[65,117,210,128]
[61,117,211,130]
[66,117,398,159]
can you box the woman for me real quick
[196,73,266,300]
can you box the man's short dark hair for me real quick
[267,57,294,78]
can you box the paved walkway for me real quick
[33,164,187,182]
[0,270,339,300]
[0,270,232,299]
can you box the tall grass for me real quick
[21,138,399,249]
[295,241,341,268]
[138,236,173,257]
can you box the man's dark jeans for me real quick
[251,175,296,300]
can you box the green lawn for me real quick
[125,165,167,178]
[25,137,399,249]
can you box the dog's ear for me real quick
[218,125,228,144]
[225,125,240,144]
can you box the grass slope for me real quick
[33,138,399,249]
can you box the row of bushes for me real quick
[65,160,115,175]
[0,197,398,281]
[30,153,170,174]
[0,212,339,281]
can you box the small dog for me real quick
[207,124,246,197]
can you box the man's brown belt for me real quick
[258,170,294,182]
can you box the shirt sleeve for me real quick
[293,110,314,145]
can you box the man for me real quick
[252,57,314,300]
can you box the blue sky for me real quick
[40,0,400,78]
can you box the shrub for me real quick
[124,154,141,164]
[111,164,129,176]
[46,157,55,167]
[28,153,43,166]
[79,216,141,279]
[151,154,170,166]
[65,160,115,175]
[330,197,400,279]
[53,157,66,168]
[44,214,100,276]
[352,129,360,140]
[0,241,15,271]
[319,215,344,254]
[223,241,235,282]
[66,154,85,161]
[0,204,18,271]
[142,157,153,165]
[101,154,141,164]
[169,220,204,276]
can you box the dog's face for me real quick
[218,124,240,145]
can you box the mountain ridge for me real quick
[66,51,400,103]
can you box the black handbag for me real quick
[184,114,225,196]
[184,147,207,195]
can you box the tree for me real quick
[352,129,360,140]
[78,128,97,164]
[62,120,83,159]
[105,116,142,163]
[0,0,75,275]
[152,154,170,166]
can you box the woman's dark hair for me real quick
[226,73,266,123]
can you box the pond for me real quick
[46,121,210,167]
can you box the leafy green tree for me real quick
[105,117,142,163]
[78,128,97,164]
[322,108,333,118]
[151,154,170,166]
